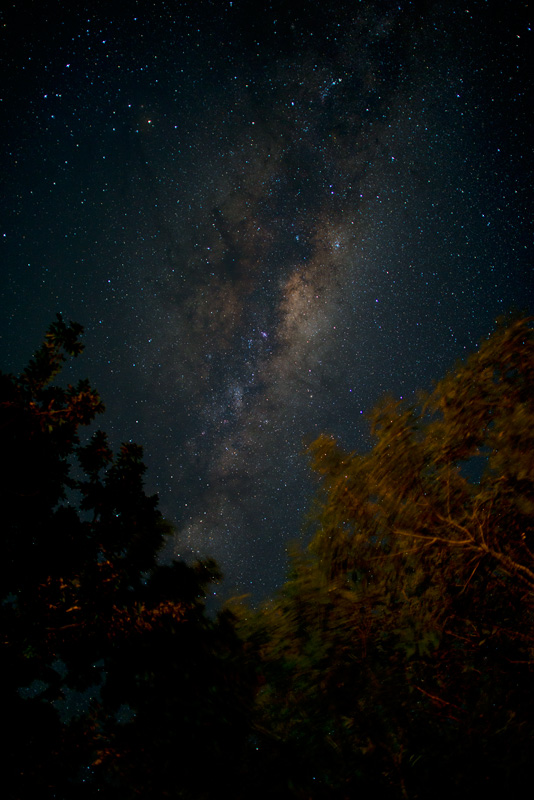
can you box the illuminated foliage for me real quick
[241,316,534,797]
[5,315,534,798]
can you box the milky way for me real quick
[1,1,532,600]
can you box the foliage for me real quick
[239,316,534,798]
[5,314,534,798]
[1,316,253,799]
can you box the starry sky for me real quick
[1,0,532,601]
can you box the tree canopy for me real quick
[1,315,253,799]
[239,316,534,798]
[4,314,534,798]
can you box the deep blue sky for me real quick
[1,0,532,601]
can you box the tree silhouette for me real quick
[6,314,534,798]
[1,316,253,798]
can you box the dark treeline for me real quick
[2,314,534,798]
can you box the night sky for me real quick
[1,0,532,602]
